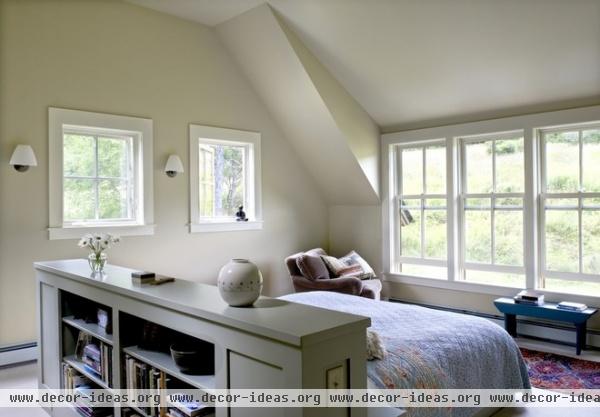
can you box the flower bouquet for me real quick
[78,233,120,274]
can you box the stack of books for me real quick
[81,341,112,386]
[514,290,544,306]
[166,395,214,417]
[124,355,167,417]
[557,301,588,312]
[73,385,113,417]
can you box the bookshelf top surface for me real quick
[35,259,370,347]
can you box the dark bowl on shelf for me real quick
[170,343,214,375]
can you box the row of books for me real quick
[124,355,168,417]
[62,363,112,417]
[124,354,215,417]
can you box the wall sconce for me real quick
[164,154,184,177]
[9,145,38,172]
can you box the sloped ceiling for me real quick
[126,0,265,26]
[127,0,600,132]
[217,5,380,204]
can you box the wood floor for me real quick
[0,361,598,417]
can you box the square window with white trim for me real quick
[189,124,262,233]
[49,108,154,240]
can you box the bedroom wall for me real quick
[0,0,328,346]
[328,205,382,274]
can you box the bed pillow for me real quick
[321,251,376,280]
[296,254,330,281]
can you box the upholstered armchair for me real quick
[285,248,382,299]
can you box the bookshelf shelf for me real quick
[123,346,216,390]
[63,316,114,345]
[63,355,112,390]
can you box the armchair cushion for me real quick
[296,254,330,281]
[321,250,376,280]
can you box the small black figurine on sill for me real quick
[235,206,248,222]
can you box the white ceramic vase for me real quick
[217,259,263,307]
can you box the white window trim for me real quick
[392,140,449,274]
[189,124,262,233]
[538,123,600,282]
[382,104,600,302]
[48,108,154,240]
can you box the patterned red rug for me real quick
[520,347,600,389]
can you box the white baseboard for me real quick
[0,343,37,367]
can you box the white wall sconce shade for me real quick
[10,145,38,172]
[164,154,184,177]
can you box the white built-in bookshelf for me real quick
[35,259,370,417]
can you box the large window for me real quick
[541,125,600,295]
[49,108,154,239]
[189,124,262,233]
[460,133,526,288]
[392,141,447,279]
[384,106,600,298]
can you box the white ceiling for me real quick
[129,0,600,131]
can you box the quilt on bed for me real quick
[280,291,530,417]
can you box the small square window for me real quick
[189,125,262,233]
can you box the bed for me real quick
[280,291,531,417]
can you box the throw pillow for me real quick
[321,251,376,280]
[296,254,330,281]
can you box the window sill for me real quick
[189,220,263,233]
[48,224,155,240]
[384,272,600,306]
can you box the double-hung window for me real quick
[392,141,447,279]
[540,125,600,294]
[49,108,154,239]
[384,106,600,299]
[189,124,262,233]
[459,133,526,287]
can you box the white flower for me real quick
[78,233,120,254]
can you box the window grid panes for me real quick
[63,130,136,224]
[541,126,600,289]
[388,119,600,297]
[394,142,447,279]
[460,134,525,287]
